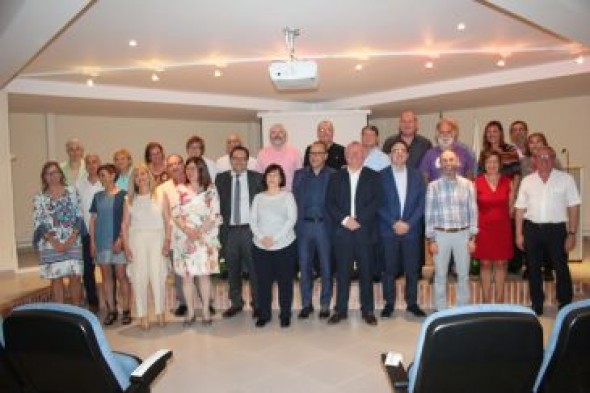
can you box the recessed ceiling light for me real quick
[355,64,363,71]
[86,78,94,87]
[151,73,160,82]
[214,69,222,77]
[457,23,466,31]
[496,59,506,67]
[129,39,138,47]
[425,61,434,69]
[575,55,585,65]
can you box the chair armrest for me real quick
[381,353,409,393]
[129,349,172,385]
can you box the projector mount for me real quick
[284,27,300,61]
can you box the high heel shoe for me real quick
[183,314,196,327]
[202,318,212,326]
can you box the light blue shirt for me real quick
[364,147,390,171]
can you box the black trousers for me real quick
[225,226,258,309]
[333,233,374,315]
[523,221,573,308]
[252,242,297,321]
[81,235,99,306]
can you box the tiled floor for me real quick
[3,240,589,392]
[101,307,559,393]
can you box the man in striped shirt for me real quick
[425,150,478,311]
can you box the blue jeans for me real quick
[297,222,332,309]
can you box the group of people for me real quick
[32,110,581,333]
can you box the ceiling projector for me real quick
[269,60,319,90]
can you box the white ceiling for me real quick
[2,0,590,121]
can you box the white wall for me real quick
[372,95,590,234]
[9,113,261,250]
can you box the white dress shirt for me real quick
[515,169,581,223]
[392,166,407,216]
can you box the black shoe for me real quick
[543,270,554,282]
[298,306,314,319]
[174,304,187,317]
[407,304,426,317]
[103,311,118,326]
[209,304,216,316]
[255,318,268,327]
[252,307,259,319]
[532,304,544,316]
[319,309,330,319]
[522,269,529,279]
[222,306,243,318]
[121,310,132,325]
[327,313,347,325]
[380,304,394,318]
[362,313,378,326]
[280,318,291,328]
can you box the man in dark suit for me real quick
[379,140,427,318]
[293,141,335,319]
[215,146,263,318]
[327,141,381,326]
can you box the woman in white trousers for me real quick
[122,163,171,330]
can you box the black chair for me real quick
[3,303,172,393]
[0,317,24,393]
[533,298,590,393]
[381,304,544,393]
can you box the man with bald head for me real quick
[303,120,346,170]
[216,134,257,172]
[255,123,302,191]
[382,110,432,169]
[425,149,477,311]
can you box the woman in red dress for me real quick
[474,151,515,303]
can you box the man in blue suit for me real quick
[293,141,335,319]
[379,140,427,318]
[327,141,381,326]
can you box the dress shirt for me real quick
[202,156,218,181]
[250,191,297,250]
[301,167,330,219]
[75,176,104,230]
[364,147,390,171]
[347,168,361,219]
[392,166,408,216]
[425,175,478,238]
[255,143,302,191]
[231,171,251,225]
[216,154,257,173]
[515,169,581,223]
[382,133,433,169]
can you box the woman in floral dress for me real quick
[33,161,84,304]
[168,156,221,326]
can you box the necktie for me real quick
[234,174,241,225]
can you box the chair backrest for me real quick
[3,303,133,393]
[534,299,590,393]
[409,304,544,393]
[0,317,24,393]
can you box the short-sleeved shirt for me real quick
[420,143,476,182]
[515,169,580,224]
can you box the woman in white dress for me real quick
[122,163,171,330]
[167,156,221,326]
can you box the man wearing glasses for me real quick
[293,141,335,319]
[216,146,263,318]
[515,146,580,316]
